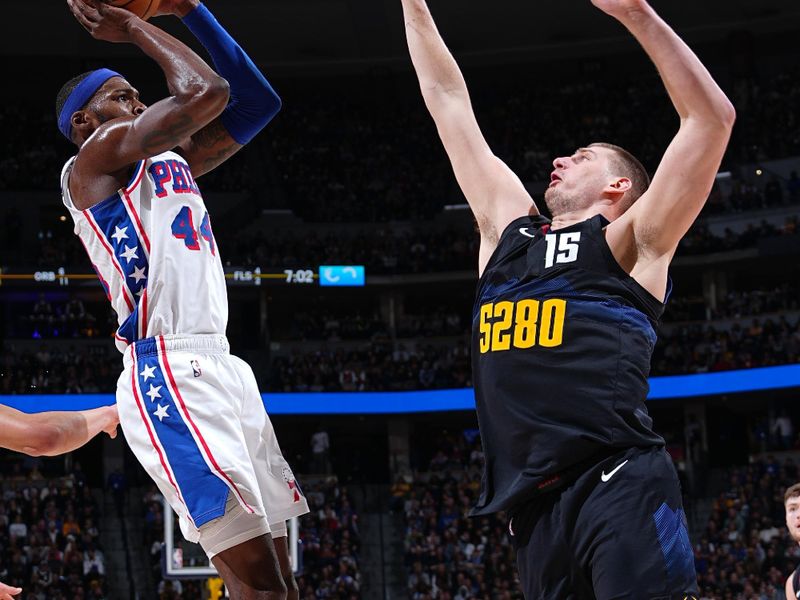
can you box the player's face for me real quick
[785,496,800,542]
[88,77,147,124]
[544,146,615,217]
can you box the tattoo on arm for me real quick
[189,119,243,174]
[140,114,195,154]
[201,142,240,171]
[192,120,230,148]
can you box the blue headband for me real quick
[58,68,123,141]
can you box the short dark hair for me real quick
[589,142,650,209]
[55,71,95,124]
[785,483,800,504]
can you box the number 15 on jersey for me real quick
[544,232,581,269]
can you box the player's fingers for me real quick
[69,8,95,32]
[68,0,104,35]
[72,0,102,22]
[66,0,83,19]
[67,0,98,27]
[93,0,110,17]
[74,0,98,11]
[74,13,97,33]
[94,0,128,19]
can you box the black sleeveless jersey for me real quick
[471,213,666,516]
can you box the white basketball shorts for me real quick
[117,334,309,555]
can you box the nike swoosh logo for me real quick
[518,227,536,238]
[601,459,629,482]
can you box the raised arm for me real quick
[0,404,119,457]
[160,0,282,177]
[68,0,230,179]
[400,0,536,273]
[602,0,736,291]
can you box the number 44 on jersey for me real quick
[171,206,216,255]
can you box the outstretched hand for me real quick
[0,582,22,600]
[104,405,120,439]
[66,0,138,43]
[590,0,648,19]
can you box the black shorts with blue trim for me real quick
[509,446,698,600]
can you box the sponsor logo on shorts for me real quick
[282,467,302,503]
[190,359,202,377]
[536,474,561,490]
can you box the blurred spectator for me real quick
[400,431,521,599]
[772,411,795,451]
[653,315,800,375]
[0,471,107,599]
[296,478,361,598]
[311,426,332,475]
[0,345,119,395]
[269,340,471,392]
[694,457,800,598]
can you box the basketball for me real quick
[104,0,161,21]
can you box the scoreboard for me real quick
[0,266,366,288]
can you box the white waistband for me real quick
[123,334,229,369]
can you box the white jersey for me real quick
[61,150,228,353]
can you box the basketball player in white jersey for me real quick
[58,0,308,597]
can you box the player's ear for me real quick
[604,177,631,201]
[71,110,90,129]
[71,110,96,145]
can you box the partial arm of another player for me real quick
[0,404,119,457]
[157,0,282,176]
[400,0,535,270]
[68,0,230,173]
[0,582,22,600]
[602,0,735,260]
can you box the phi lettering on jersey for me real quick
[149,159,201,198]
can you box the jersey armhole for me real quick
[593,216,666,314]
[60,157,84,235]
[499,215,538,240]
[481,214,550,276]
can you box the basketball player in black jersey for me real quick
[400,0,735,597]
[785,484,800,598]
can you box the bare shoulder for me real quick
[73,118,134,173]
[604,210,671,302]
[71,120,139,210]
[604,212,638,272]
[787,572,795,599]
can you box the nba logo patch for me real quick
[282,467,302,503]
[190,359,202,377]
